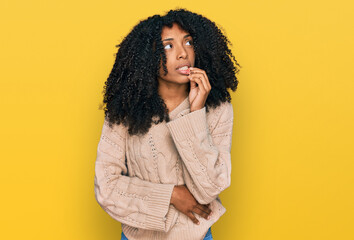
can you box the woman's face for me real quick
[157,22,195,85]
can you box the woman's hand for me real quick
[170,184,212,225]
[188,67,211,112]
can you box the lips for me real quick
[176,62,191,70]
[176,67,190,75]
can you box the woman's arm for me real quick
[165,102,234,204]
[94,118,177,232]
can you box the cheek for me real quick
[161,62,174,74]
[158,62,173,77]
[159,53,177,76]
[189,49,196,58]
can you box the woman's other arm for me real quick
[166,102,234,204]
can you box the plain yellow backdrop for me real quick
[1,0,353,239]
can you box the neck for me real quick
[157,81,189,113]
[158,82,189,103]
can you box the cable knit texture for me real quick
[94,96,234,240]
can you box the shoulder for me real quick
[102,117,128,140]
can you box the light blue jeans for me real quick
[121,227,213,240]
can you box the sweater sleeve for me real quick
[94,118,176,232]
[165,102,234,204]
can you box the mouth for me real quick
[176,65,190,75]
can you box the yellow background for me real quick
[1,0,353,239]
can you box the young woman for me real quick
[94,8,240,240]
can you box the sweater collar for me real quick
[168,96,190,121]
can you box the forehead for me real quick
[161,23,190,38]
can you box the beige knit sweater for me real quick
[94,96,234,240]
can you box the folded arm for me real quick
[94,118,176,232]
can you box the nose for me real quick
[177,44,188,59]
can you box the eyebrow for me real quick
[162,34,191,42]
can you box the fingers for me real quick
[191,69,210,88]
[174,185,213,225]
[193,205,212,220]
[186,205,212,225]
[189,76,207,94]
[195,73,209,92]
[197,204,212,216]
[189,68,211,92]
[189,76,197,89]
[186,211,200,225]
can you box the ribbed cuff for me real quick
[166,107,208,141]
[145,183,175,231]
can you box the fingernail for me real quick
[197,221,200,225]
[207,216,211,220]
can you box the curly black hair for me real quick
[101,8,241,136]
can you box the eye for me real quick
[186,40,193,46]
[164,44,172,49]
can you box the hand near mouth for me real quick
[188,67,212,112]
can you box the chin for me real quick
[178,77,190,84]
